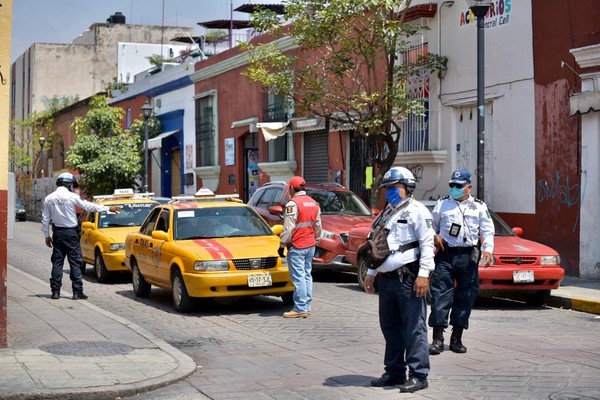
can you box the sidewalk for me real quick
[1,267,598,400]
[1,265,199,400]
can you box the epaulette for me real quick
[474,198,484,204]
[440,196,450,200]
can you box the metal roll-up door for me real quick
[303,131,329,183]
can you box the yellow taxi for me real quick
[124,189,294,312]
[79,189,159,282]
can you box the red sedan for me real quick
[346,201,564,305]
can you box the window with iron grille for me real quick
[399,35,430,153]
[265,93,294,162]
[195,96,215,166]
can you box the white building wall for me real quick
[117,42,190,84]
[415,0,535,214]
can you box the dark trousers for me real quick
[50,228,84,294]
[377,271,429,380]
[428,247,479,330]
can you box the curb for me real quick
[547,294,600,315]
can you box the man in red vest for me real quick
[278,176,322,318]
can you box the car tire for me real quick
[94,251,110,283]
[172,270,194,313]
[132,260,151,297]
[525,290,551,306]
[282,291,294,305]
[357,257,369,290]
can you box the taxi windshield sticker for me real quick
[178,210,195,218]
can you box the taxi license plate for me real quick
[513,270,534,283]
[248,273,272,287]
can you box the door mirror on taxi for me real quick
[268,205,284,215]
[152,230,169,241]
[271,224,283,236]
[82,222,95,230]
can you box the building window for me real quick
[126,108,131,128]
[195,94,216,167]
[269,132,293,162]
[399,34,430,152]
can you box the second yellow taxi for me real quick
[124,189,294,312]
[79,189,159,282]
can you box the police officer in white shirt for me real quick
[41,173,121,300]
[428,169,494,355]
[364,167,435,394]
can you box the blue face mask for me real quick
[449,186,465,200]
[385,187,403,206]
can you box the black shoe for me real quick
[72,293,88,300]
[449,337,467,353]
[398,377,428,393]
[429,338,444,355]
[370,372,406,387]
[51,292,60,300]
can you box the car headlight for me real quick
[109,243,125,251]
[541,255,560,265]
[321,229,338,240]
[194,260,230,271]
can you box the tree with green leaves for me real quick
[243,0,447,206]
[66,95,146,196]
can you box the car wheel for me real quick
[132,260,151,297]
[172,270,194,313]
[282,291,294,305]
[525,290,551,306]
[357,257,369,290]
[94,251,110,283]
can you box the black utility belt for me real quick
[379,260,419,278]
[446,246,475,252]
[390,240,419,254]
[52,225,77,231]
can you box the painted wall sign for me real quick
[460,0,512,29]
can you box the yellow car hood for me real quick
[98,227,140,243]
[173,236,280,260]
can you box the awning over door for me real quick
[289,116,326,133]
[148,130,179,150]
[256,122,290,141]
[570,91,600,115]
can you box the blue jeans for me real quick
[50,228,85,294]
[286,245,315,313]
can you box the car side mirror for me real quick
[371,208,380,216]
[271,224,283,236]
[512,227,523,237]
[152,230,169,241]
[268,205,284,215]
[82,221,95,230]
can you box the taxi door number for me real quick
[248,272,272,287]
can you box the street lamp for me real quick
[140,101,153,193]
[39,136,46,178]
[466,0,491,201]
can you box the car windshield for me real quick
[174,206,274,240]
[15,199,23,208]
[489,210,516,236]
[98,203,157,228]
[306,189,371,216]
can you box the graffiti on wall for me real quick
[537,171,580,232]
[406,164,424,183]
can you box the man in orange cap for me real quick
[279,176,322,318]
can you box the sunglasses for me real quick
[449,183,465,189]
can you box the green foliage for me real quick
[146,54,175,66]
[243,0,448,206]
[106,77,128,93]
[66,95,144,195]
[204,30,228,43]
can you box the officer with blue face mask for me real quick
[428,169,494,355]
[364,167,435,394]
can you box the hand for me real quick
[45,237,53,248]
[413,276,429,298]
[434,235,444,252]
[109,206,122,214]
[364,274,376,294]
[481,251,492,267]
[278,247,285,258]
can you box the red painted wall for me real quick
[531,0,600,276]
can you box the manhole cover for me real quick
[40,341,134,357]
[550,389,600,400]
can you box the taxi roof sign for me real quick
[93,188,156,201]
[194,188,215,197]
[171,187,241,203]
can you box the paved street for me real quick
[7,221,600,400]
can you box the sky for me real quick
[11,0,282,62]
